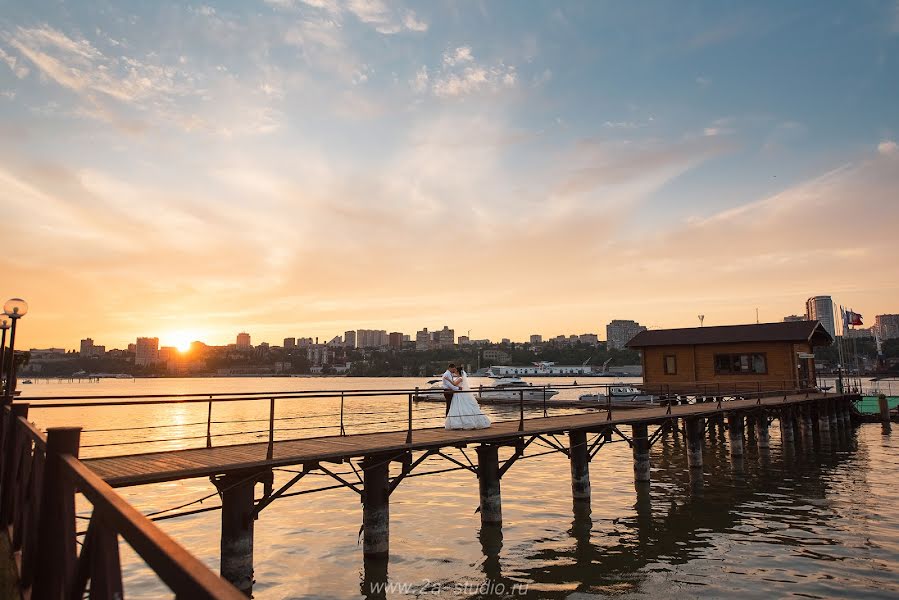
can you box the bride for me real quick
[445,369,491,430]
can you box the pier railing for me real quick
[17,379,822,459]
[0,403,244,599]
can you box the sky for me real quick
[1,0,898,350]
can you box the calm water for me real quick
[19,377,899,599]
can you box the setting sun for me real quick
[161,331,198,353]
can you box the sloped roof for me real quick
[626,321,833,348]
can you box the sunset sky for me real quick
[2,0,898,350]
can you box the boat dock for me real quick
[0,384,862,598]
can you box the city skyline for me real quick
[29,301,894,352]
[3,1,898,349]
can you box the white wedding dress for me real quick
[445,372,491,430]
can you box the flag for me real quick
[846,309,863,326]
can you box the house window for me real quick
[714,353,768,375]
[664,355,677,375]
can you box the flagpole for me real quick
[835,304,845,393]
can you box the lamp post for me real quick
[2,298,27,405]
[0,314,9,393]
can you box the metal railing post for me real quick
[206,397,213,448]
[267,398,275,461]
[543,385,547,418]
[406,392,413,444]
[340,391,346,436]
[606,385,612,421]
[519,389,524,431]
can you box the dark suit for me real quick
[442,370,458,415]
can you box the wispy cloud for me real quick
[414,46,516,97]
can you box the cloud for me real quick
[0,47,29,78]
[270,0,427,34]
[415,47,517,98]
[878,140,897,155]
[4,25,191,104]
[443,46,474,67]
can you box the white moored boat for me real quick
[414,376,559,403]
[477,377,559,402]
[578,385,659,409]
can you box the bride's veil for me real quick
[461,370,470,390]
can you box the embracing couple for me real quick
[442,363,491,430]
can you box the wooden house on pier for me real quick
[627,321,833,394]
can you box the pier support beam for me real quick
[780,409,795,446]
[568,431,591,503]
[755,414,770,450]
[216,473,256,596]
[799,405,815,442]
[362,455,390,558]
[817,400,831,436]
[477,445,502,526]
[631,424,651,483]
[827,399,839,431]
[727,415,745,458]
[684,417,704,471]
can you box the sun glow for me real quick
[161,331,198,353]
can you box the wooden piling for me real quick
[631,423,650,483]
[476,445,502,526]
[362,455,390,557]
[216,473,257,595]
[780,409,795,446]
[756,414,770,450]
[32,427,81,600]
[799,405,815,441]
[727,415,744,458]
[568,430,591,503]
[817,400,831,435]
[684,417,703,470]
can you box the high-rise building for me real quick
[875,314,899,340]
[344,330,357,348]
[458,335,470,345]
[388,332,404,348]
[783,315,805,322]
[529,334,543,344]
[283,337,296,349]
[606,320,647,350]
[357,329,388,348]
[236,332,252,350]
[579,333,599,345]
[438,326,455,348]
[415,328,430,351]
[134,337,159,366]
[79,338,105,357]
[805,296,835,338]
[158,346,178,365]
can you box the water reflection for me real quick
[495,423,860,599]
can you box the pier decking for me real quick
[86,392,830,488]
[1,384,863,598]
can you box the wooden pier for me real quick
[0,385,861,598]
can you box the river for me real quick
[19,377,899,599]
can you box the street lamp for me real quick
[3,298,27,405]
[0,314,9,391]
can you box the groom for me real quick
[442,363,460,415]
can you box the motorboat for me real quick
[477,377,559,402]
[414,376,559,402]
[578,385,659,408]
